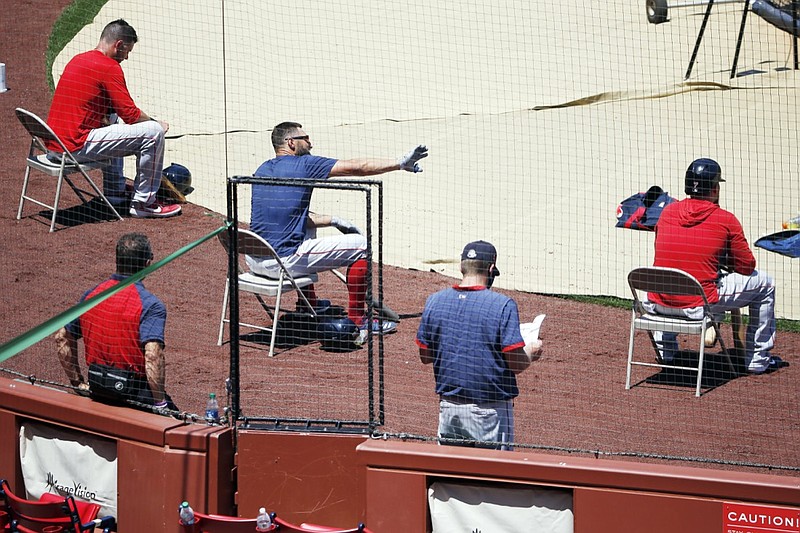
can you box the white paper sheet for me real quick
[520,314,546,344]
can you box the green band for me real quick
[0,222,231,364]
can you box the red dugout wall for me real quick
[1,377,798,532]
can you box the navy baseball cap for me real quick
[461,240,501,276]
[685,158,724,195]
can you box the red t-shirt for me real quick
[650,197,756,308]
[46,49,142,152]
[67,276,167,375]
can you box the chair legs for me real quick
[15,165,66,232]
[16,167,32,221]
[268,282,284,358]
[50,169,67,232]
[17,162,123,232]
[625,309,637,390]
[217,277,285,358]
[217,279,230,346]
[695,324,708,397]
[628,320,737,397]
[74,167,124,222]
[696,320,736,396]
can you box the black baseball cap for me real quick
[461,240,501,276]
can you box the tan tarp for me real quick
[54,1,800,317]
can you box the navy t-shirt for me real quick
[251,154,337,257]
[416,286,526,403]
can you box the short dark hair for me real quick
[101,19,138,45]
[460,259,493,276]
[271,122,303,149]
[116,233,153,275]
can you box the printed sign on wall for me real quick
[428,481,573,533]
[19,421,118,518]
[723,502,800,533]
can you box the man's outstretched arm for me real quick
[330,145,428,176]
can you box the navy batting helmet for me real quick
[685,158,724,196]
[317,317,359,351]
[163,163,193,195]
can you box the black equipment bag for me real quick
[87,363,144,403]
[615,185,676,231]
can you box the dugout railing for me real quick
[225,176,387,433]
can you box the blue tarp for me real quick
[754,229,800,258]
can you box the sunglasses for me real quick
[285,135,310,142]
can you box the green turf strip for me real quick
[46,0,109,91]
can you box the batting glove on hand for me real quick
[397,145,428,173]
[331,215,362,235]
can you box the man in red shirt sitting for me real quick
[646,158,784,374]
[46,19,179,218]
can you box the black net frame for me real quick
[225,175,386,433]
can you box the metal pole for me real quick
[670,0,739,8]
[227,179,241,424]
[365,188,375,428]
[376,182,385,427]
[730,0,751,78]
[793,1,799,70]
[685,0,716,79]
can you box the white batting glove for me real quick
[331,215,362,235]
[397,145,428,173]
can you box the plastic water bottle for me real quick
[179,501,195,525]
[783,213,800,229]
[205,393,220,425]
[256,507,272,531]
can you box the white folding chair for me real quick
[15,107,123,232]
[217,228,318,357]
[625,266,737,396]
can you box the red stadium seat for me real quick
[37,493,100,527]
[274,516,373,533]
[0,479,115,533]
[179,511,259,533]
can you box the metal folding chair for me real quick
[625,266,737,396]
[15,107,123,232]
[217,228,318,357]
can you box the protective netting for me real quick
[0,227,231,423]
[2,0,799,473]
